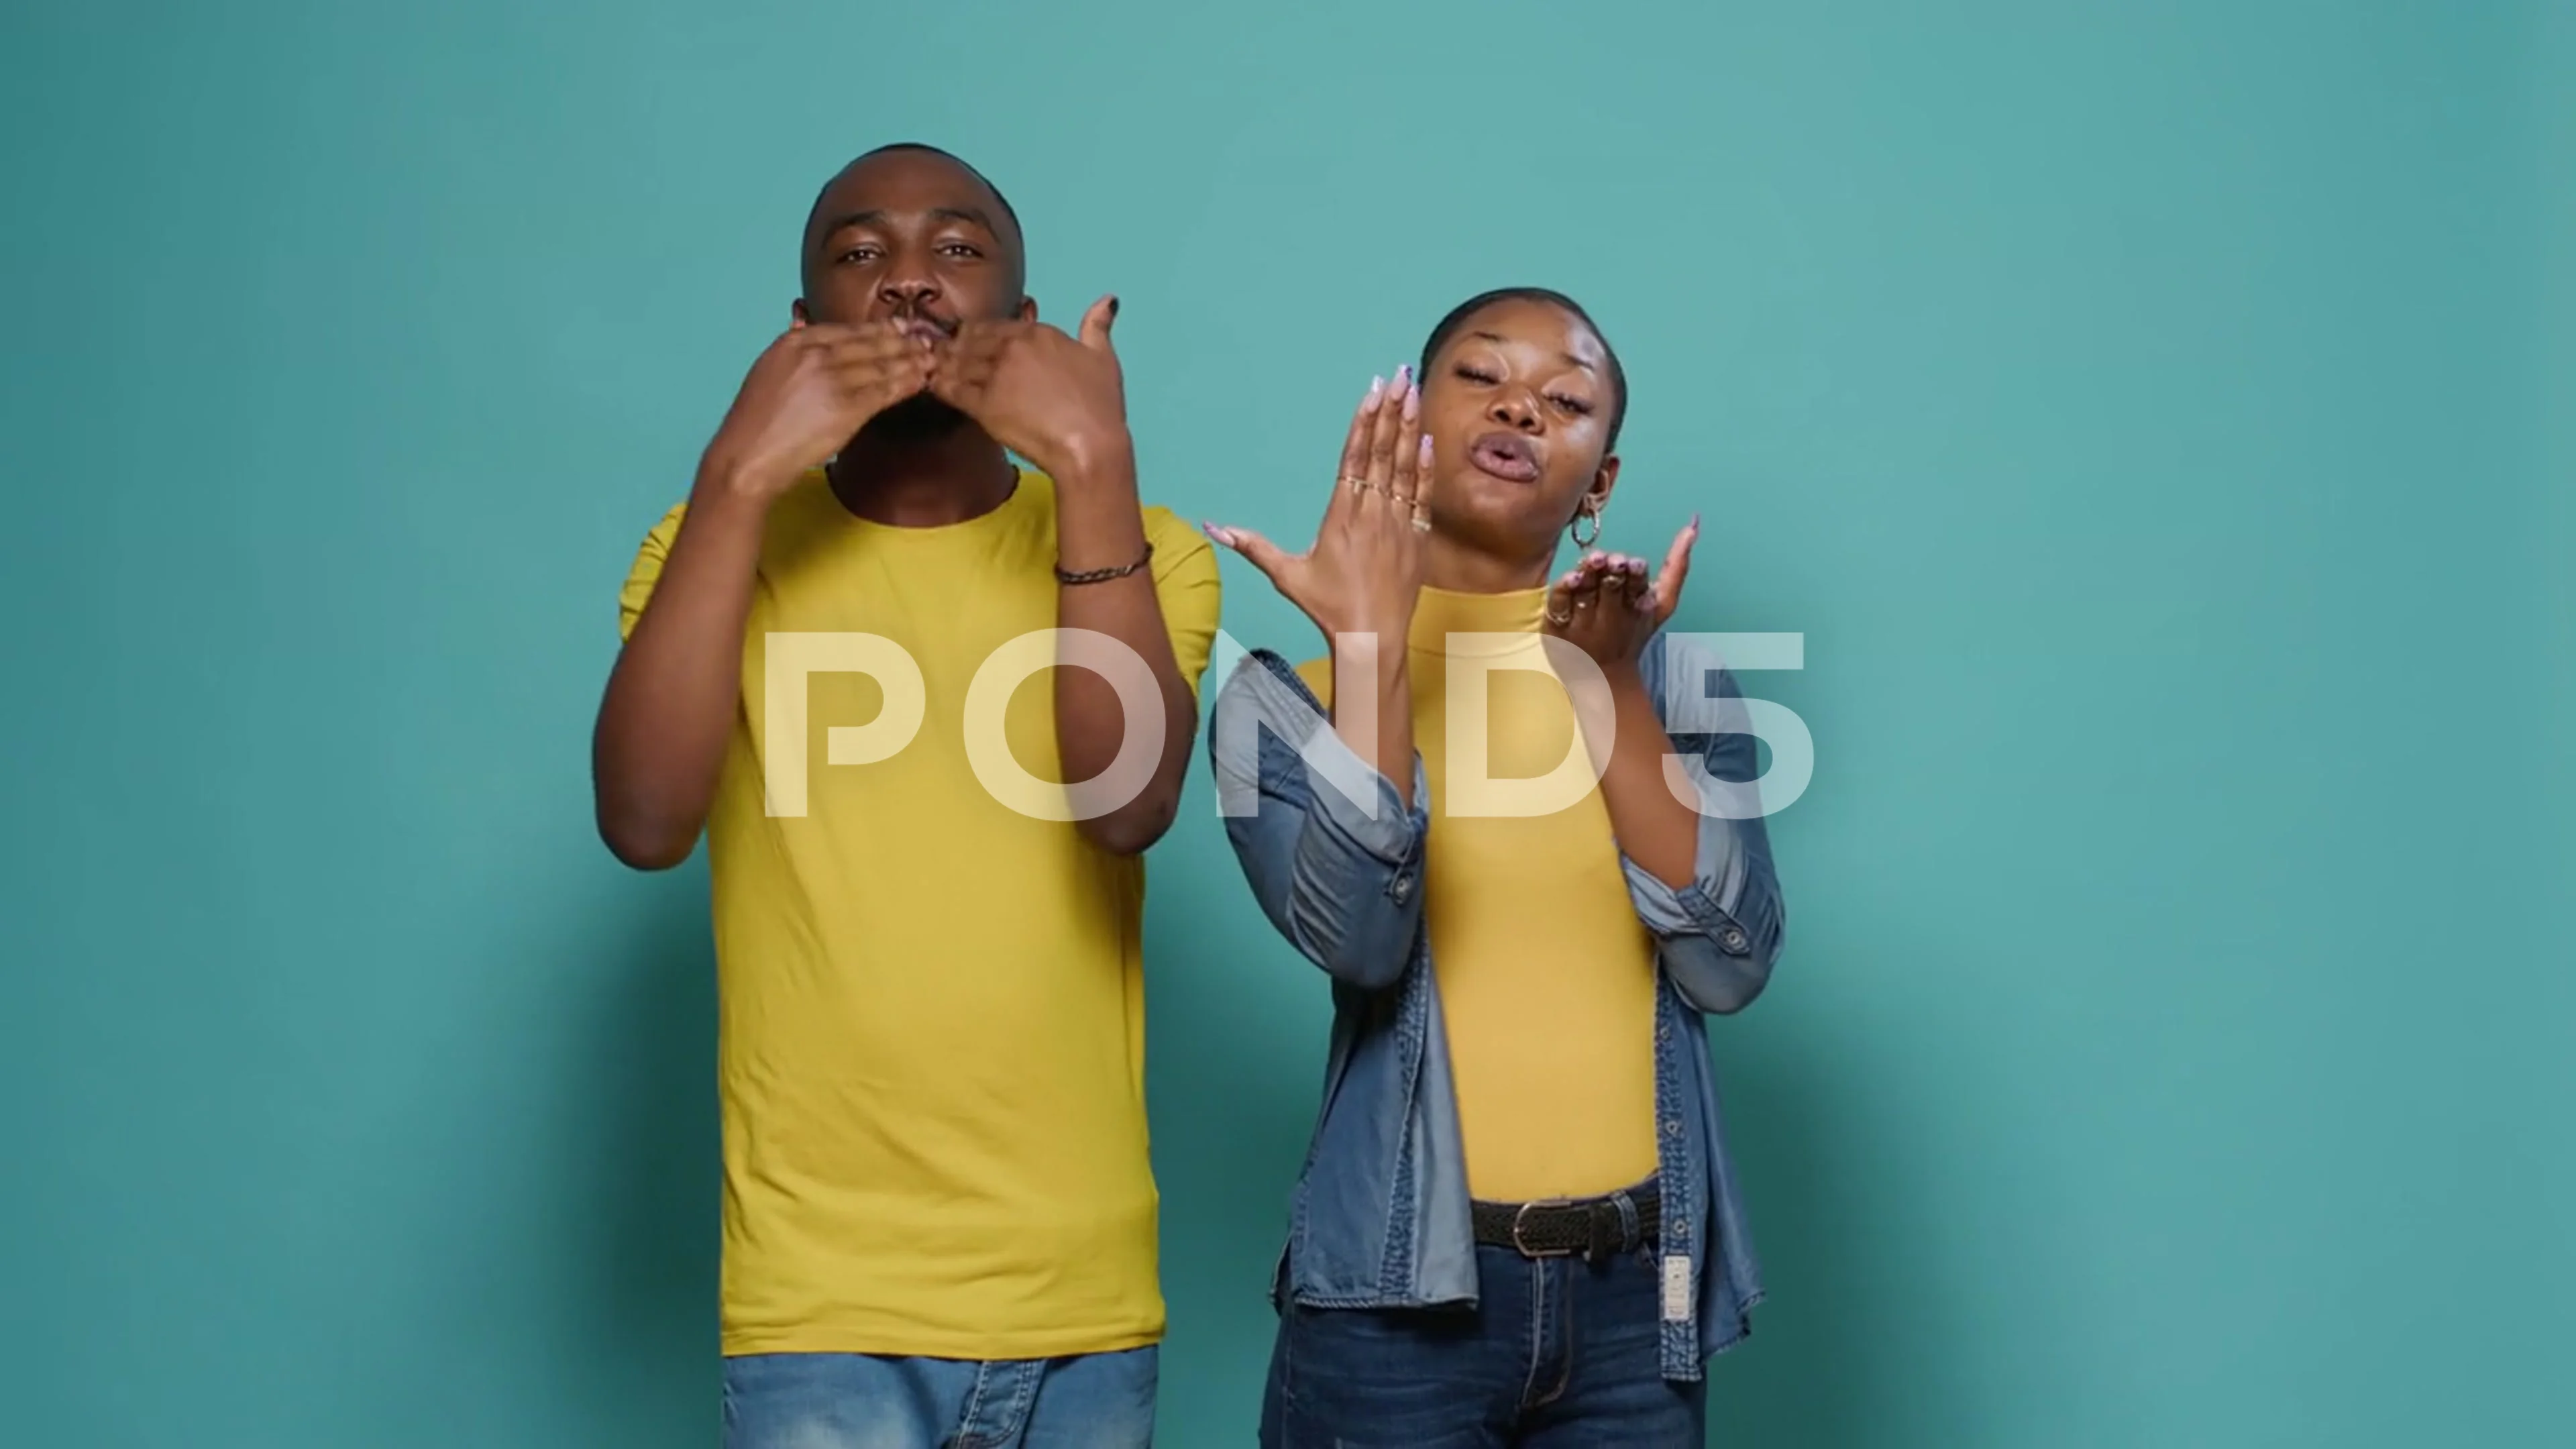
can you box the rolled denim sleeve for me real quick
[1209,652,1430,992]
[1625,640,1787,1015]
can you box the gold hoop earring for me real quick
[1569,504,1603,549]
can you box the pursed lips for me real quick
[1466,430,1542,482]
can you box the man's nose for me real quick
[878,276,941,311]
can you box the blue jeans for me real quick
[722,1348,1158,1449]
[1260,1244,1706,1448]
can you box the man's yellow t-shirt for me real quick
[1297,585,1660,1202]
[617,468,1220,1360]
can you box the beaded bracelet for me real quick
[1054,543,1155,586]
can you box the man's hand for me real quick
[700,321,935,500]
[927,297,1130,482]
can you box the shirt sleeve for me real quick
[1143,508,1223,699]
[1207,650,1430,993]
[616,503,689,642]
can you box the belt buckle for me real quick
[1510,1199,1577,1258]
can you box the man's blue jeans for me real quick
[722,1347,1157,1448]
[1260,1244,1706,1448]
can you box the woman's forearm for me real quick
[1591,662,1698,888]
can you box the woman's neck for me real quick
[1424,533,1556,594]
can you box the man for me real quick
[592,143,1219,1448]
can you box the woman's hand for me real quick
[1544,516,1701,675]
[1550,516,1710,894]
[1205,366,1434,645]
[1206,366,1434,804]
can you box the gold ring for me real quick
[1545,605,1573,627]
[1409,513,1432,533]
[1342,476,1373,495]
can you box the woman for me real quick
[1203,287,1787,1446]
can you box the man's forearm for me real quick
[592,474,768,869]
[1051,449,1195,854]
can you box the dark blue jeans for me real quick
[1259,1243,1707,1447]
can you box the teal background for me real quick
[5,2,2568,1445]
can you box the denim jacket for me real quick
[1205,630,1787,1380]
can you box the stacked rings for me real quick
[1346,476,1432,531]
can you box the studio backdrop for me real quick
[4,2,2569,1445]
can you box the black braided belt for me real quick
[1470,1181,1660,1263]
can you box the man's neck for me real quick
[826,427,1020,527]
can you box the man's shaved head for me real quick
[799,143,1025,303]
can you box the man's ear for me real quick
[791,298,812,329]
[1015,294,1038,323]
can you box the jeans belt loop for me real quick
[1585,1201,1613,1265]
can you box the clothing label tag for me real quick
[1662,1254,1693,1322]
